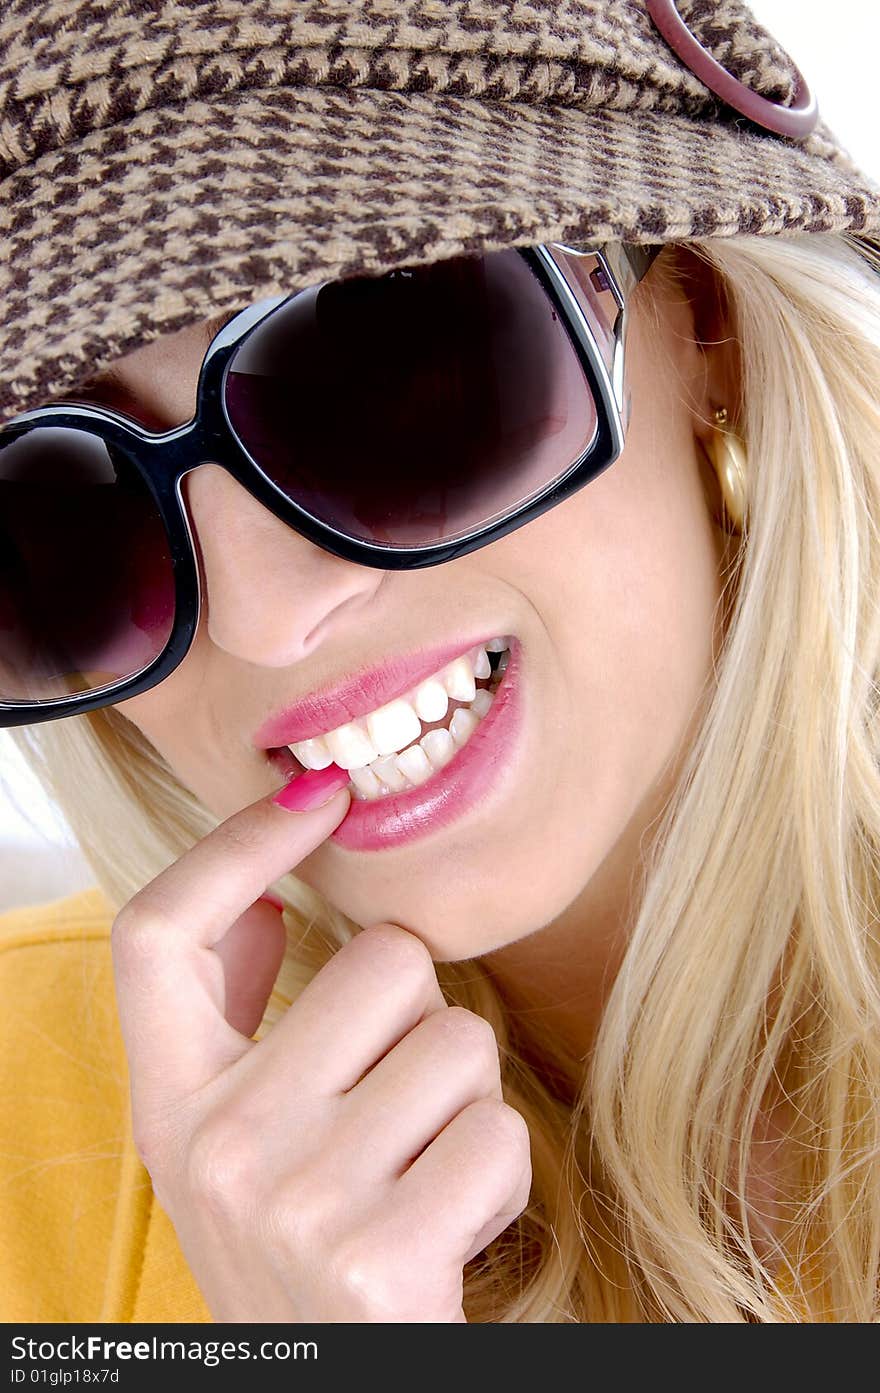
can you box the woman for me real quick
[1,0,880,1322]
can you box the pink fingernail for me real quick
[271,762,352,812]
[258,892,285,912]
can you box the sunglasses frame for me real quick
[0,238,661,728]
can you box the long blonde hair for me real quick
[7,229,880,1321]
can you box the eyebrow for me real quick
[61,308,238,408]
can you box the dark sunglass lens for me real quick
[224,249,598,547]
[0,427,175,703]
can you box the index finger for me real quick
[111,765,351,1116]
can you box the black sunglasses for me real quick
[0,239,661,728]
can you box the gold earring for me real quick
[706,405,748,534]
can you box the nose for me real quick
[181,462,385,663]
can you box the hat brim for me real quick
[2,83,879,418]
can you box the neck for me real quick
[480,772,671,1091]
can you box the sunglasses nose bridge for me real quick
[161,419,294,584]
[161,416,277,527]
[145,414,220,482]
[144,414,259,531]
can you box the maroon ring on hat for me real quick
[646,0,819,140]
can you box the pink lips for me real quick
[253,635,506,750]
[329,638,522,852]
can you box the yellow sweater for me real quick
[0,887,211,1322]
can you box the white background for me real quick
[2,0,879,910]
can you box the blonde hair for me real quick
[7,229,880,1321]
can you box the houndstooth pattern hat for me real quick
[1,0,879,420]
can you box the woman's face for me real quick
[110,248,737,961]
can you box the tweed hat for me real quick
[2,0,879,422]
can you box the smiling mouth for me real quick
[272,638,512,801]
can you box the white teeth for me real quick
[290,735,334,770]
[286,639,510,798]
[420,727,456,770]
[349,765,384,800]
[396,745,433,786]
[472,646,491,680]
[412,677,449,723]
[366,697,422,757]
[471,688,494,719]
[449,707,479,747]
[371,753,410,793]
[443,655,477,702]
[323,721,378,770]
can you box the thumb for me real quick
[213,896,288,1038]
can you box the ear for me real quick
[665,244,743,443]
[654,245,744,543]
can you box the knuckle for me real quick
[330,1230,399,1316]
[358,922,436,985]
[435,1007,499,1064]
[110,902,173,968]
[264,1168,341,1255]
[185,1117,257,1213]
[468,1096,531,1157]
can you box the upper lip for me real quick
[253,634,506,750]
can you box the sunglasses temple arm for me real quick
[594,242,661,429]
[616,241,664,295]
[625,242,664,281]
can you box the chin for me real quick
[293,852,548,963]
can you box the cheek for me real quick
[587,307,726,766]
[504,403,722,801]
[114,653,221,803]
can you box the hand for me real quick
[110,775,532,1322]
